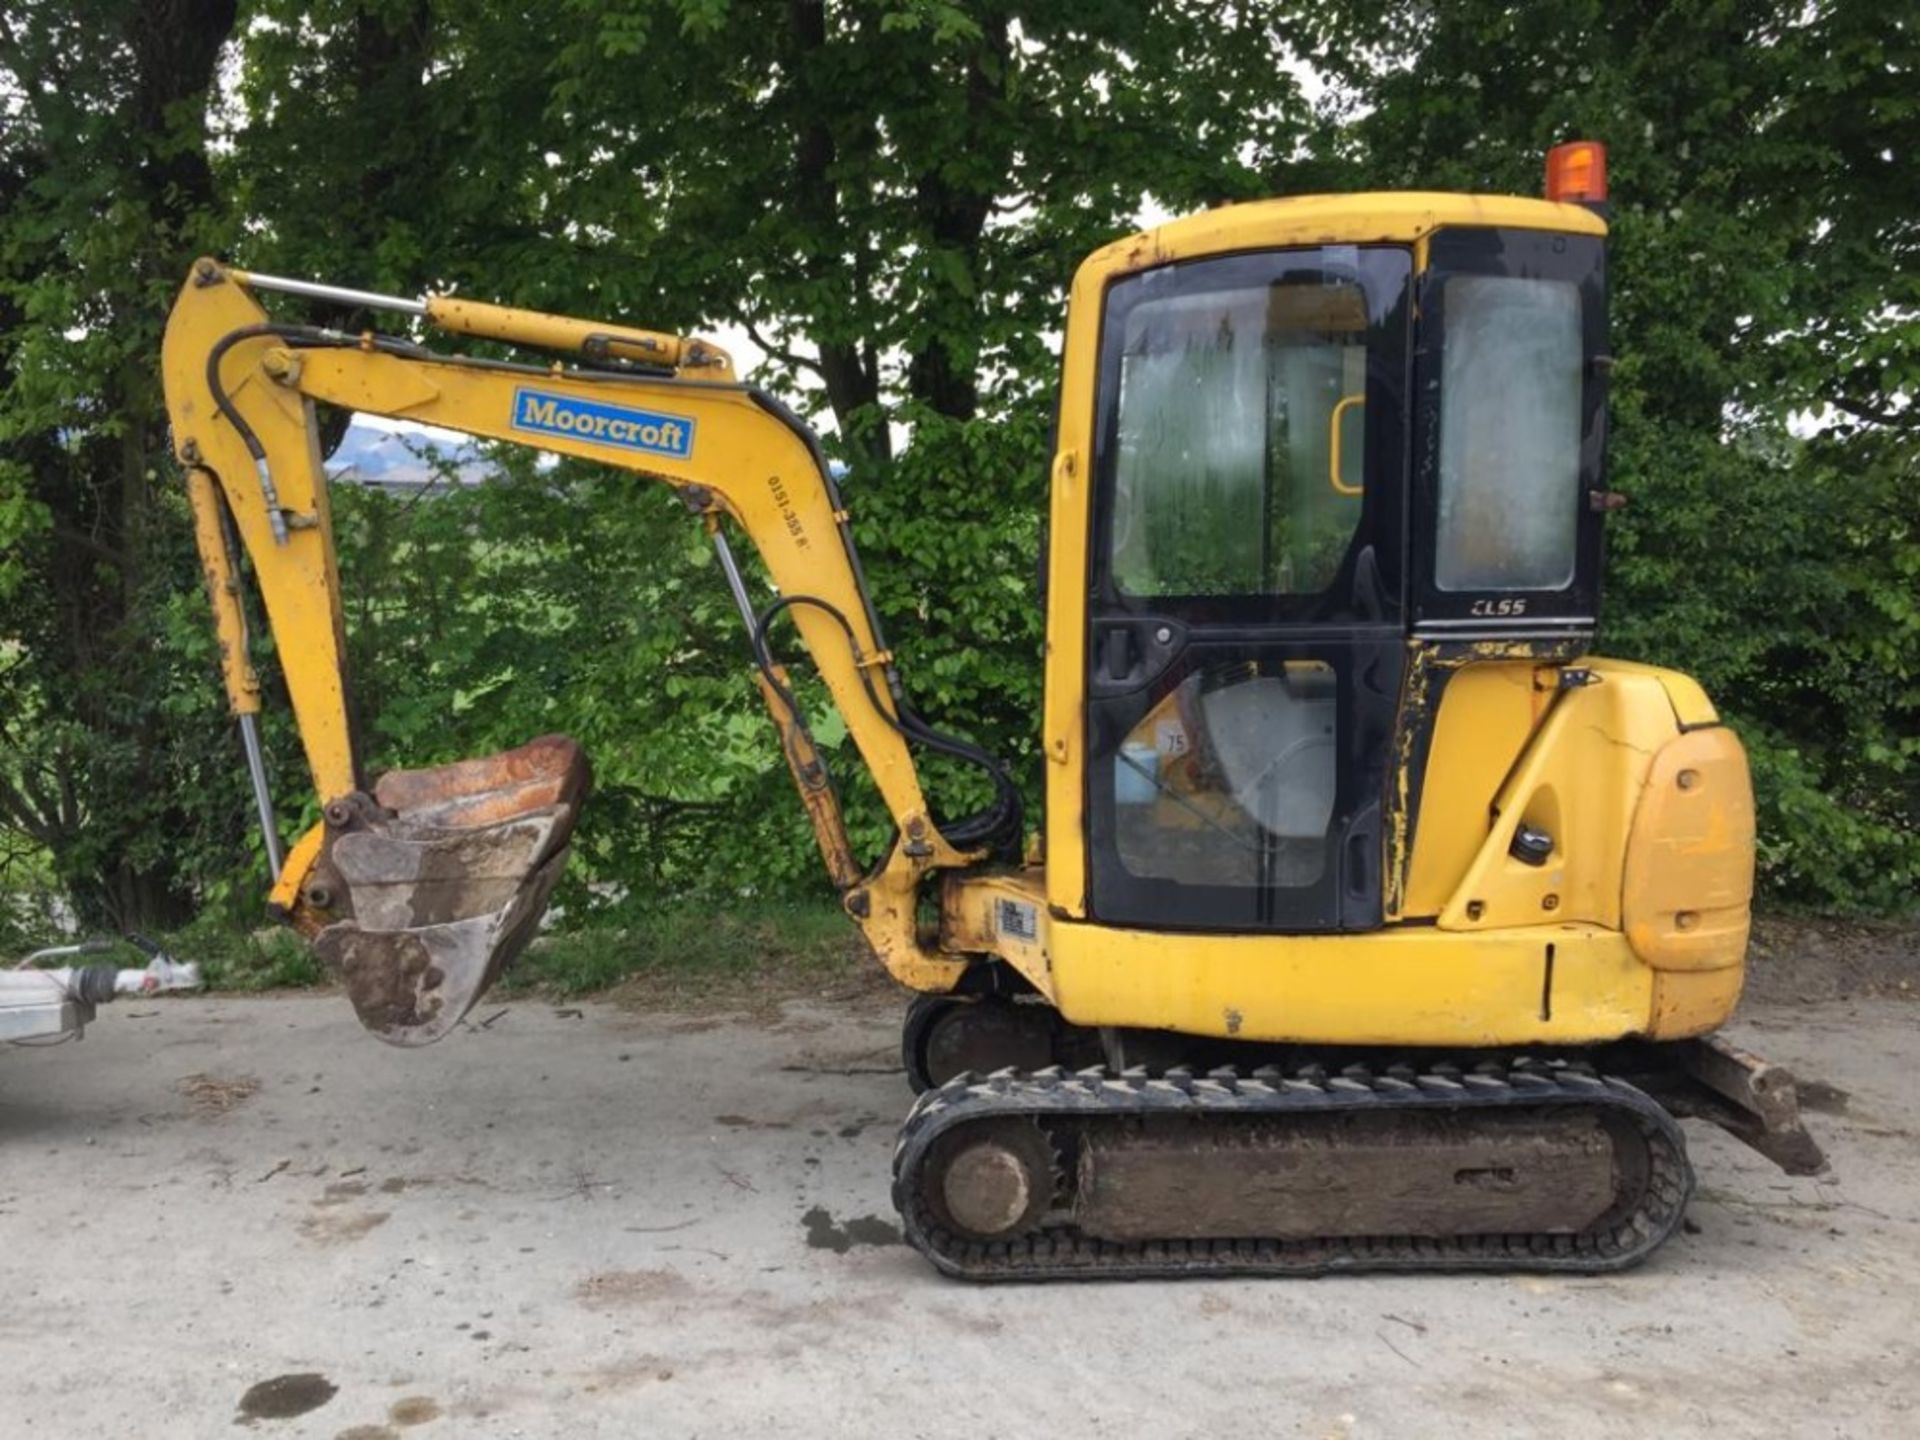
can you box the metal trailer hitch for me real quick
[2,934,203,1044]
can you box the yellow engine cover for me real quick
[945,658,1755,1048]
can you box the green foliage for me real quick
[0,462,49,602]
[326,450,830,913]
[1,0,247,929]
[157,915,327,991]
[497,900,857,998]
[1,0,1913,952]
[838,405,1052,847]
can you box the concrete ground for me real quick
[1,989,1915,1439]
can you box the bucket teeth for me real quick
[310,736,589,1046]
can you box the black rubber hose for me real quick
[204,323,283,464]
[72,964,118,1005]
[749,594,1021,853]
[204,322,395,466]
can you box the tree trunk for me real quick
[786,0,890,468]
[904,15,1013,421]
[1,0,244,934]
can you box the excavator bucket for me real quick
[308,736,590,1046]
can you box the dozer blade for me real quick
[308,736,590,1046]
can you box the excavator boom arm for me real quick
[162,261,996,1040]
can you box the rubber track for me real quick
[891,1061,1694,1281]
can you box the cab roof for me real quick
[1077,192,1606,293]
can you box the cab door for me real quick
[1082,246,1412,933]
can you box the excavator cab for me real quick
[160,142,1826,1281]
[1077,224,1599,934]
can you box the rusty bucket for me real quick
[307,735,590,1045]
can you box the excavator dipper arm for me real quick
[162,260,1006,1042]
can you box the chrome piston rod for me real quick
[239,713,285,881]
[709,524,761,637]
[210,495,286,881]
[232,269,427,317]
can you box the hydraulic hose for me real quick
[748,594,1022,854]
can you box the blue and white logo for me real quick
[510,387,695,459]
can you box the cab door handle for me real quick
[1345,831,1370,897]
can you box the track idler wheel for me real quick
[307,735,590,1046]
[922,1118,1058,1243]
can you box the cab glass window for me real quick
[1103,249,1407,602]
[1434,275,1582,591]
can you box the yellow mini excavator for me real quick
[162,141,1823,1279]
